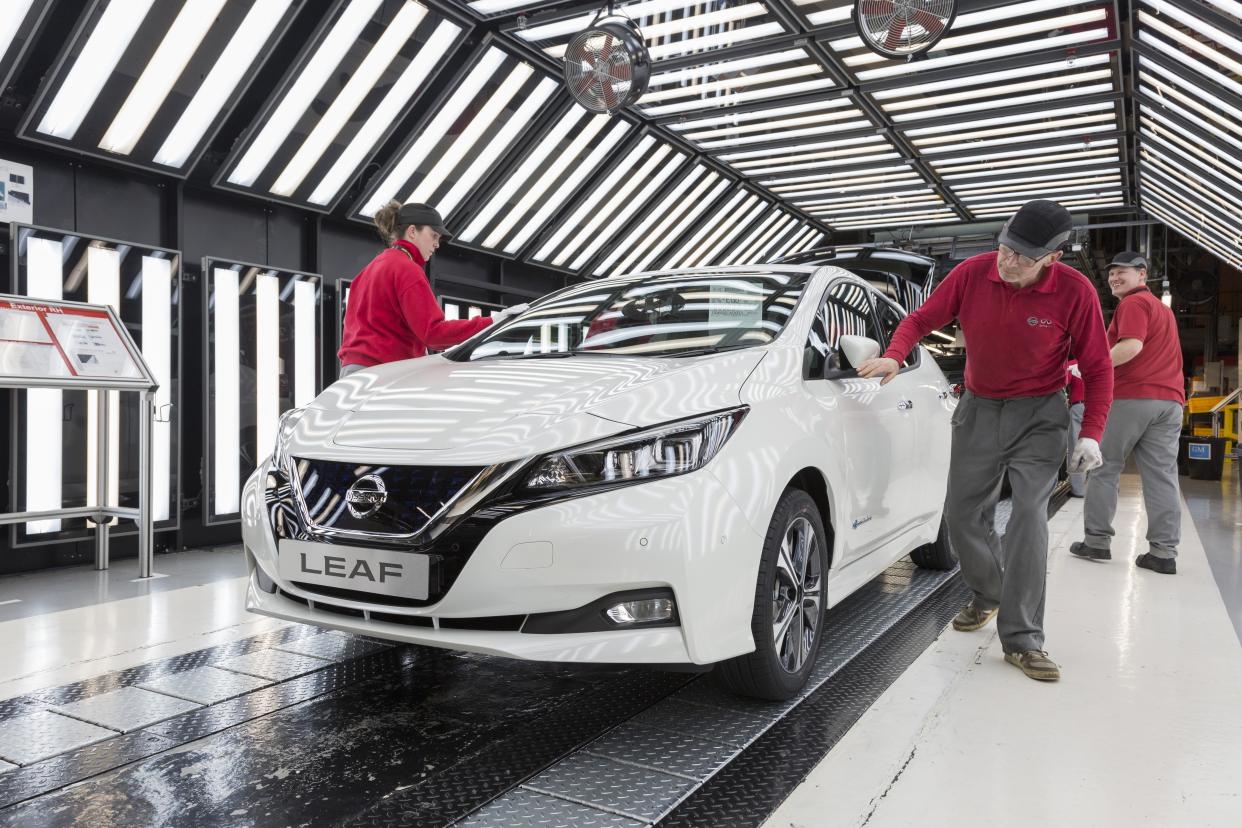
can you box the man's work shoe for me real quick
[1069,541,1111,561]
[1136,553,1176,574]
[952,601,998,632]
[1005,650,1061,681]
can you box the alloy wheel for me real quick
[771,515,823,673]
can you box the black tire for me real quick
[715,489,828,701]
[910,515,957,570]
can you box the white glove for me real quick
[490,303,529,324]
[1070,437,1103,473]
[1069,363,1082,378]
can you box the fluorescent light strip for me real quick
[645,23,785,61]
[272,1,428,197]
[698,119,872,150]
[775,227,815,258]
[666,190,749,268]
[469,0,540,13]
[140,255,172,521]
[294,280,316,407]
[964,186,1123,208]
[631,177,729,274]
[906,101,1114,137]
[37,0,157,138]
[552,143,671,266]
[437,77,557,218]
[842,9,1106,66]
[1141,195,1242,264]
[746,214,797,263]
[1143,164,1242,227]
[1140,54,1242,121]
[600,166,709,274]
[521,0,769,41]
[930,140,1119,168]
[155,0,292,168]
[572,152,683,272]
[693,196,766,267]
[496,116,625,253]
[761,163,916,188]
[644,64,821,104]
[1141,115,1241,188]
[0,0,35,63]
[797,186,936,206]
[1140,1,1242,67]
[874,54,1110,101]
[1138,27,1242,101]
[648,48,809,88]
[807,7,852,25]
[641,79,834,117]
[1140,82,1242,153]
[913,114,1116,146]
[744,151,903,176]
[857,28,1108,81]
[833,215,958,229]
[25,238,63,533]
[228,0,382,188]
[734,144,897,169]
[1142,188,1241,246]
[892,82,1113,124]
[918,122,1115,154]
[462,107,583,242]
[256,273,280,471]
[358,47,508,216]
[1143,145,1242,213]
[721,133,885,162]
[939,153,1119,179]
[1140,67,1242,144]
[967,193,1124,213]
[810,197,945,216]
[99,0,228,155]
[954,169,1122,193]
[726,209,783,265]
[793,232,824,255]
[213,267,240,516]
[537,136,656,262]
[774,173,923,195]
[87,247,121,516]
[674,98,852,132]
[409,59,532,209]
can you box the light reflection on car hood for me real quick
[293,351,766,462]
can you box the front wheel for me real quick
[715,489,828,700]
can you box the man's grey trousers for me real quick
[947,392,1068,654]
[1067,402,1086,496]
[1084,398,1182,560]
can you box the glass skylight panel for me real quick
[638,48,834,117]
[511,0,790,64]
[457,103,636,256]
[217,0,465,210]
[20,0,298,175]
[530,138,690,275]
[354,46,558,222]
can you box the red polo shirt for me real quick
[884,251,1114,441]
[1067,360,1085,405]
[338,241,492,367]
[1110,286,1184,404]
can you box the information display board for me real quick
[0,297,151,386]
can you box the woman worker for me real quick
[338,201,525,377]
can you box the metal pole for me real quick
[137,389,154,579]
[94,391,109,570]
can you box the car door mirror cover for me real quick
[839,335,881,370]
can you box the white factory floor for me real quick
[766,474,1242,828]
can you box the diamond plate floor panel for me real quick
[213,648,332,681]
[135,666,273,705]
[456,788,646,828]
[632,699,771,749]
[49,687,201,733]
[524,753,697,822]
[584,723,738,781]
[0,711,117,766]
[274,630,391,662]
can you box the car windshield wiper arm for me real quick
[662,345,750,358]
[473,350,577,360]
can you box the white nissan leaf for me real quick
[241,266,956,699]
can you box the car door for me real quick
[801,279,919,566]
[873,294,952,527]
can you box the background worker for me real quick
[338,201,526,377]
[1067,359,1087,497]
[1070,252,1184,574]
[859,199,1113,682]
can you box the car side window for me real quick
[873,297,917,369]
[804,281,882,379]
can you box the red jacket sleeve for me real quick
[398,270,493,351]
[882,262,966,363]
[1068,288,1113,442]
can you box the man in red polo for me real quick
[1070,252,1184,574]
[859,199,1113,682]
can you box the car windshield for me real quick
[449,271,810,361]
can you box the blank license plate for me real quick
[278,539,429,600]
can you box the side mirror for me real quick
[839,335,881,370]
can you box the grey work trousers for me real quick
[1083,398,1182,559]
[1067,401,1086,496]
[947,392,1068,654]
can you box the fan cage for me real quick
[855,0,956,59]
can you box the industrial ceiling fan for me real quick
[854,0,956,59]
[563,2,650,114]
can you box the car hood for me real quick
[297,351,765,463]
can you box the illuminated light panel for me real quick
[1142,145,1242,214]
[916,122,1116,155]
[741,151,903,177]
[639,49,834,117]
[856,28,1109,81]
[761,163,918,190]
[294,280,316,407]
[1141,193,1242,267]
[691,197,770,268]
[905,102,1117,138]
[671,98,855,135]
[599,166,715,275]
[141,255,173,521]
[626,177,731,275]
[873,55,1112,103]
[0,1,37,69]
[938,154,1121,180]
[953,172,1124,197]
[719,134,888,163]
[1140,116,1242,189]
[752,216,800,262]
[24,237,64,533]
[1138,22,1242,101]
[723,208,785,266]
[570,150,686,272]
[890,83,1114,124]
[212,267,240,516]
[87,247,122,514]
[664,190,751,269]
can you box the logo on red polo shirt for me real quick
[1027,316,1053,328]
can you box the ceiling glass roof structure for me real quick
[6,0,1239,274]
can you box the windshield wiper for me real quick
[662,345,751,358]
[473,350,577,361]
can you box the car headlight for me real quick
[270,408,306,473]
[521,407,748,493]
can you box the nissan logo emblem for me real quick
[345,473,387,519]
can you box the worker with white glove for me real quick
[490,303,530,325]
[1070,252,1184,575]
[858,199,1114,683]
[1065,360,1090,495]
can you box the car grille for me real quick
[291,458,484,537]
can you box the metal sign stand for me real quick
[0,295,160,577]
